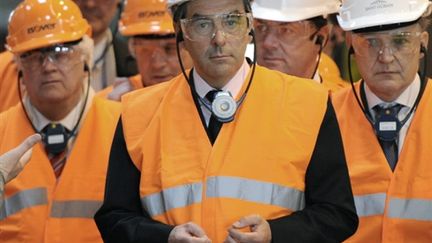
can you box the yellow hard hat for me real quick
[6,0,91,54]
[119,0,174,37]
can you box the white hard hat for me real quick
[337,0,432,31]
[167,0,190,11]
[252,0,341,22]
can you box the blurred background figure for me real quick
[99,0,193,101]
[252,0,348,92]
[0,0,120,242]
[73,0,137,91]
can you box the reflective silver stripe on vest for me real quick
[206,176,305,211]
[353,193,386,217]
[388,198,432,221]
[0,187,48,220]
[50,200,103,218]
[141,182,203,217]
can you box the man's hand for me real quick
[168,222,212,243]
[0,134,41,184]
[107,77,133,101]
[224,215,271,243]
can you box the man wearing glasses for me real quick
[95,0,358,242]
[72,0,122,91]
[99,0,193,101]
[252,0,348,92]
[0,0,120,242]
[332,0,432,242]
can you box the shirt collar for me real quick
[24,86,95,132]
[194,59,250,99]
[365,74,420,110]
[312,70,321,83]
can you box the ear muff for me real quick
[421,45,427,54]
[249,28,255,36]
[315,35,324,46]
[84,63,89,72]
[176,31,184,42]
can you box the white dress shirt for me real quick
[23,85,95,154]
[365,74,420,153]
[193,59,250,126]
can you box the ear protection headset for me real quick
[308,32,325,80]
[315,34,324,46]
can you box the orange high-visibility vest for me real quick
[0,97,120,243]
[0,51,20,113]
[333,81,432,243]
[97,74,143,99]
[319,53,348,93]
[121,65,329,242]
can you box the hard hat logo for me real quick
[365,0,393,12]
[138,11,166,19]
[27,23,56,35]
[7,0,90,54]
[119,0,174,36]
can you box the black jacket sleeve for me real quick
[268,100,359,243]
[94,118,174,243]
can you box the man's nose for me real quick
[378,46,395,63]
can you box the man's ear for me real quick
[420,31,429,58]
[316,25,330,47]
[128,38,136,58]
[345,31,353,51]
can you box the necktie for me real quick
[42,124,69,178]
[373,104,402,171]
[205,90,223,144]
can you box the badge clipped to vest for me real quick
[212,91,238,123]
[42,123,69,154]
[374,110,401,142]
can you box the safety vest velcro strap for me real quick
[388,198,432,221]
[50,200,103,218]
[206,176,305,211]
[354,193,386,217]
[141,176,305,217]
[0,187,48,220]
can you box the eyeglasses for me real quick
[180,13,252,42]
[352,31,422,57]
[254,20,314,41]
[19,44,81,71]
[132,38,178,61]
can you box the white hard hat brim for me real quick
[338,1,431,31]
[167,0,190,10]
[252,1,339,22]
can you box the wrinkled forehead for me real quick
[355,22,422,36]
